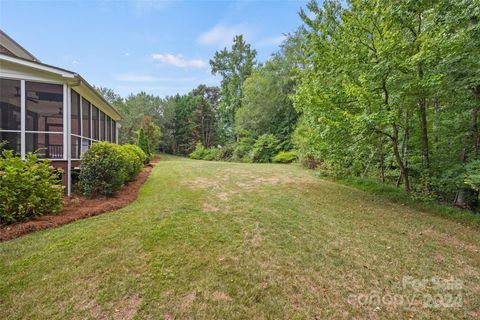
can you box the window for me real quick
[71,90,80,135]
[92,105,99,140]
[25,81,64,159]
[81,98,90,138]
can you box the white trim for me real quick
[25,130,63,134]
[79,95,83,137]
[66,86,72,196]
[63,84,68,160]
[0,71,64,84]
[90,103,93,139]
[0,129,21,133]
[20,80,25,160]
[0,54,75,78]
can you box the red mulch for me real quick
[0,158,159,241]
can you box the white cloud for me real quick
[72,60,79,64]
[197,24,250,48]
[151,53,206,68]
[125,52,131,57]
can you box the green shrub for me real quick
[190,143,221,161]
[273,150,297,163]
[251,134,280,163]
[232,137,255,162]
[203,147,220,161]
[121,144,146,181]
[78,142,129,196]
[190,143,207,160]
[217,144,234,161]
[0,150,63,224]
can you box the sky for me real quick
[0,0,308,98]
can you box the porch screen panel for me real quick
[71,90,80,135]
[99,111,105,141]
[26,132,64,159]
[26,82,63,132]
[112,121,116,143]
[81,98,91,138]
[92,105,99,140]
[25,82,64,159]
[0,131,20,155]
[0,78,21,131]
[0,78,21,155]
[106,116,111,142]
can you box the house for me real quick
[0,30,121,195]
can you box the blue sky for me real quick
[0,0,308,97]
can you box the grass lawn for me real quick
[1,155,479,319]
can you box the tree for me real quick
[139,116,162,153]
[210,35,257,140]
[137,128,151,158]
[236,55,298,149]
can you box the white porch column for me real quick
[20,80,25,160]
[66,86,72,196]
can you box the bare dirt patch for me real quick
[421,228,480,254]
[113,294,142,320]
[211,290,231,302]
[202,203,220,213]
[180,292,196,310]
[0,158,159,241]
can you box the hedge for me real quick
[77,142,146,197]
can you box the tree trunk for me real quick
[397,109,410,187]
[418,62,430,169]
[392,124,410,192]
[378,138,385,183]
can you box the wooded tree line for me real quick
[98,0,479,210]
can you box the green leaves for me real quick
[0,150,63,224]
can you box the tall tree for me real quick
[210,35,257,140]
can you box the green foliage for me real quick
[189,143,220,161]
[232,137,255,162]
[0,150,63,224]
[217,144,235,161]
[140,116,162,154]
[77,142,144,197]
[292,0,480,210]
[189,143,207,160]
[273,150,297,164]
[251,134,280,163]
[137,128,151,159]
[210,35,257,140]
[237,56,298,149]
[465,160,480,191]
[122,144,146,181]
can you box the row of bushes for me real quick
[189,134,298,164]
[77,142,146,196]
[0,142,147,224]
[0,150,63,224]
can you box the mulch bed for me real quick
[0,158,159,241]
